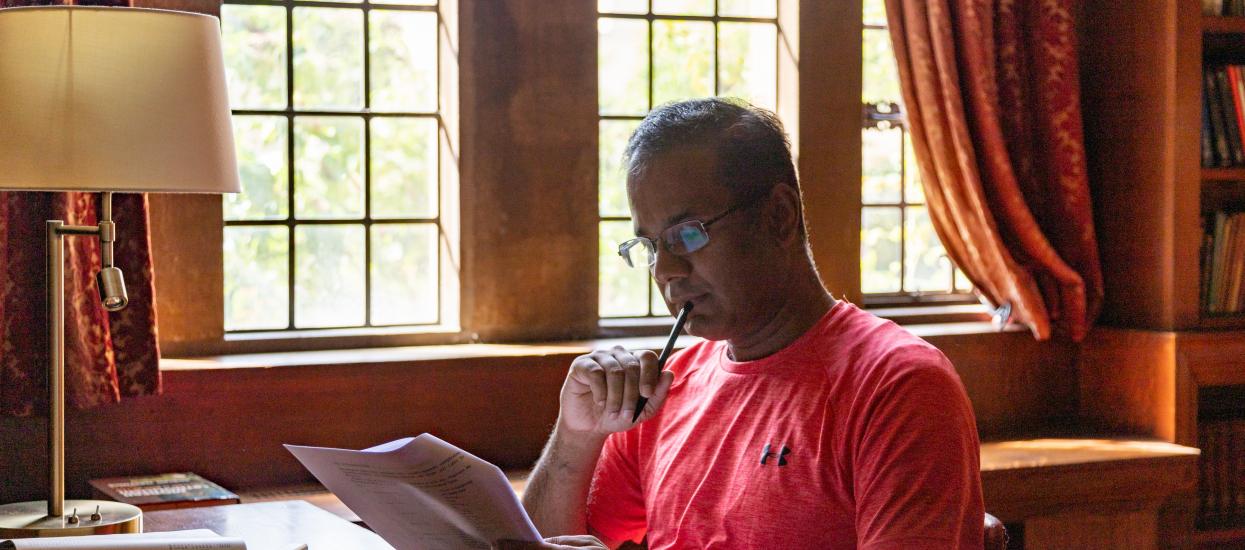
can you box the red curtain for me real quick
[883,0,1103,341]
[0,193,161,416]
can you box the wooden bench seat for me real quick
[980,438,1200,549]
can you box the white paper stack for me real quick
[285,434,542,550]
[1,529,245,549]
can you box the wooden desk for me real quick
[144,500,392,550]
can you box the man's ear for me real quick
[765,184,802,248]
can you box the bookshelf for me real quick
[1079,2,1245,544]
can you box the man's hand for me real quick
[493,535,609,549]
[558,346,675,435]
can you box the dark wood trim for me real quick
[1202,167,1245,182]
[1081,0,1204,330]
[445,0,600,342]
[797,0,862,304]
[1202,16,1245,35]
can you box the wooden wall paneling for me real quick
[0,353,571,503]
[797,0,861,304]
[1025,509,1158,550]
[924,330,1078,441]
[1177,330,1245,387]
[457,0,599,343]
[1080,0,1201,330]
[1172,0,1209,330]
[1078,328,1179,442]
[0,330,1070,502]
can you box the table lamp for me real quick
[0,5,239,537]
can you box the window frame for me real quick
[860,21,978,309]
[221,0,448,333]
[596,4,786,320]
[150,0,971,358]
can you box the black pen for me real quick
[632,301,694,423]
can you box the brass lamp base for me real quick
[0,500,141,538]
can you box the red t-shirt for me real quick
[585,302,984,549]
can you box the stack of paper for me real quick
[1,529,245,549]
[285,434,542,550]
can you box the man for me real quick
[517,98,984,549]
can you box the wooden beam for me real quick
[458,0,599,342]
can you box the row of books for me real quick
[1205,0,1245,16]
[1203,66,1245,168]
[1202,211,1245,314]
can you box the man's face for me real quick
[627,146,780,341]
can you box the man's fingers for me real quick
[636,349,659,397]
[645,370,676,413]
[492,535,604,550]
[609,347,644,416]
[492,539,542,550]
[569,359,607,406]
[543,535,606,547]
[621,359,640,417]
[599,354,625,415]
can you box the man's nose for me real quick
[651,246,690,285]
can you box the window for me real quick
[597,0,781,319]
[220,0,446,332]
[860,0,972,305]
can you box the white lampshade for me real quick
[0,6,240,194]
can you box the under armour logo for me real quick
[759,443,791,466]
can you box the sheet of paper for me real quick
[285,434,541,550]
[2,529,245,549]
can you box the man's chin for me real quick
[683,318,728,342]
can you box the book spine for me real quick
[1212,211,1227,313]
[1216,68,1245,166]
[1230,66,1245,163]
[1236,214,1245,311]
[1227,215,1243,312]
[1205,85,1217,168]
[1203,230,1213,310]
[1217,212,1234,312]
[1208,68,1233,167]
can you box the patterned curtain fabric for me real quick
[0,193,161,416]
[883,0,1104,341]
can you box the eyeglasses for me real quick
[617,202,750,269]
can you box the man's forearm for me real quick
[522,424,608,537]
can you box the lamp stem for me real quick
[100,192,114,268]
[45,200,106,519]
[47,220,65,519]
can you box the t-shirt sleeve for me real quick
[585,430,647,545]
[852,346,985,550]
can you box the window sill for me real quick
[161,319,1014,372]
[870,303,993,325]
[162,334,703,371]
[175,324,469,356]
[596,303,995,339]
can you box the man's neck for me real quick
[725,267,836,362]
